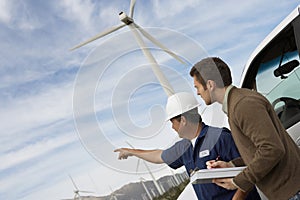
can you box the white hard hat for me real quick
[165,92,200,120]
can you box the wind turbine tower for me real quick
[68,175,94,200]
[126,142,164,196]
[140,177,152,200]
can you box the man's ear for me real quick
[180,115,187,126]
[206,80,216,91]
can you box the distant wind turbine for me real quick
[109,186,124,200]
[167,178,175,188]
[140,177,153,200]
[150,187,157,197]
[126,141,164,196]
[141,193,149,200]
[70,0,187,97]
[68,175,94,200]
[170,169,181,185]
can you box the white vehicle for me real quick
[240,5,300,147]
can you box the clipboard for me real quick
[190,166,246,184]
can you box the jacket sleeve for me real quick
[232,96,285,192]
[230,157,245,167]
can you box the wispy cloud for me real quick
[0,81,74,136]
[0,132,76,171]
[58,0,95,31]
[0,0,11,24]
[0,0,46,30]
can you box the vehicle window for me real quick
[255,49,300,129]
[256,50,300,104]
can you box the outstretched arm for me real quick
[114,148,164,164]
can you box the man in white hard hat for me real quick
[114,92,260,200]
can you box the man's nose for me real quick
[171,124,176,130]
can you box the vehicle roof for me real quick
[240,5,300,87]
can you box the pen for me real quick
[190,167,200,176]
[215,155,220,161]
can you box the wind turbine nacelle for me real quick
[119,12,133,25]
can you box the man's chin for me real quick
[205,101,212,105]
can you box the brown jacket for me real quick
[227,87,300,200]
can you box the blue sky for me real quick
[1,0,299,199]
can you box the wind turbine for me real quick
[167,178,175,188]
[170,169,180,185]
[70,0,187,97]
[150,188,157,197]
[141,193,149,200]
[126,141,164,196]
[68,175,94,200]
[140,177,153,200]
[159,182,166,193]
[183,171,189,179]
[109,186,124,200]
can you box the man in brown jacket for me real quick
[190,57,300,200]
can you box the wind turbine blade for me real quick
[129,0,136,18]
[125,141,141,173]
[109,186,114,193]
[69,175,80,191]
[136,159,140,173]
[125,141,135,148]
[133,23,187,65]
[80,191,93,193]
[70,24,126,51]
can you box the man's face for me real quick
[193,75,212,105]
[170,118,184,138]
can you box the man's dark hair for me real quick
[190,57,232,88]
[171,108,202,124]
